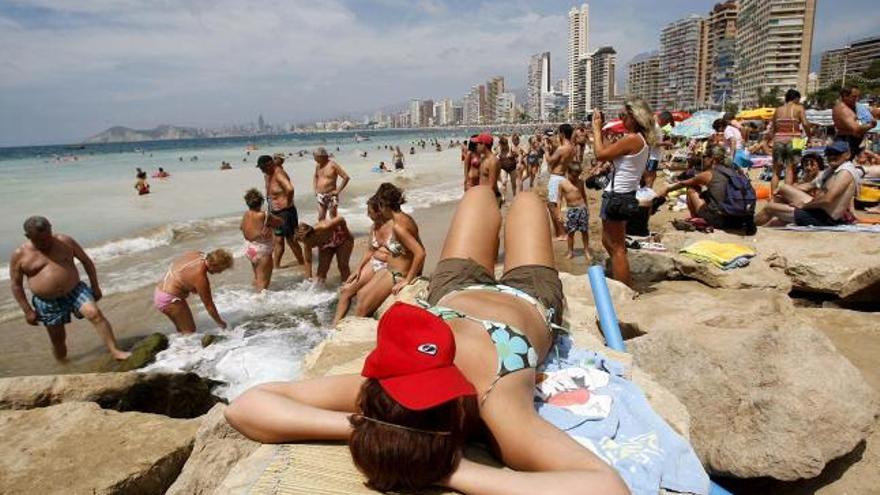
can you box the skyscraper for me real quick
[627,52,662,110]
[486,77,505,124]
[704,1,738,108]
[568,4,590,118]
[819,48,848,89]
[527,52,551,121]
[660,15,707,110]
[409,99,422,128]
[463,86,481,125]
[590,47,617,112]
[819,36,880,89]
[736,0,816,107]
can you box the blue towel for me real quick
[536,336,710,495]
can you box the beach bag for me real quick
[717,167,756,217]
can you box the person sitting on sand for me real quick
[798,154,824,185]
[241,189,283,291]
[755,141,863,227]
[294,216,354,285]
[226,186,630,495]
[9,216,131,361]
[313,147,350,221]
[558,167,590,260]
[334,195,424,323]
[153,249,233,334]
[135,171,150,195]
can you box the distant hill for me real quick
[84,125,203,144]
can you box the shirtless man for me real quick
[257,155,304,269]
[546,123,577,240]
[471,133,501,205]
[559,167,590,259]
[833,86,877,157]
[9,216,131,361]
[312,147,350,221]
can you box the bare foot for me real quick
[565,252,574,259]
[112,350,132,361]
[554,235,567,241]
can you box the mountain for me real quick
[84,125,204,144]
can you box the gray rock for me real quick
[0,401,199,494]
[98,332,168,372]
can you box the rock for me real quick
[623,249,681,283]
[0,401,199,494]
[302,317,376,378]
[0,371,218,418]
[629,308,878,480]
[166,404,260,495]
[201,334,227,348]
[631,367,691,440]
[374,278,430,318]
[673,253,792,291]
[98,333,168,372]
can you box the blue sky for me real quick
[0,0,876,146]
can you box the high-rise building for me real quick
[572,56,591,120]
[736,0,816,107]
[486,77,505,124]
[704,1,738,107]
[568,4,590,118]
[554,78,568,94]
[627,52,662,110]
[409,99,422,128]
[542,91,569,122]
[660,15,707,110]
[420,100,434,127]
[819,36,880,89]
[496,92,516,123]
[527,52,551,121]
[452,104,464,125]
[807,72,818,94]
[478,85,488,124]
[590,47,617,112]
[463,86,481,125]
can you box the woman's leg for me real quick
[162,301,196,334]
[685,188,706,217]
[255,256,273,291]
[785,161,797,186]
[504,191,554,272]
[771,161,782,192]
[602,219,631,287]
[438,185,501,273]
[334,263,375,324]
[336,239,354,282]
[353,270,393,317]
[315,249,333,283]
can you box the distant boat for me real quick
[355,134,370,142]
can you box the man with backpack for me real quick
[656,143,757,234]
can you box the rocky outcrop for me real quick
[629,294,878,481]
[0,401,199,494]
[0,371,217,418]
[302,317,376,378]
[98,332,169,372]
[374,278,430,317]
[166,404,260,495]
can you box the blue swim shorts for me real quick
[31,281,94,327]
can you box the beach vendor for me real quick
[295,216,354,285]
[9,216,131,361]
[240,188,282,291]
[153,249,233,334]
[227,186,710,495]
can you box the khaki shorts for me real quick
[426,258,564,325]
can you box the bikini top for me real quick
[162,253,206,291]
[419,284,566,404]
[370,225,406,257]
[775,105,803,137]
[469,154,482,169]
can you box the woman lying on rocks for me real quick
[333,193,424,323]
[226,186,630,495]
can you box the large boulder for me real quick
[302,317,376,378]
[374,278,431,318]
[673,253,792,291]
[0,371,218,418]
[0,401,199,494]
[629,301,878,480]
[166,404,260,495]
[98,333,169,372]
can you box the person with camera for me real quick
[592,100,657,288]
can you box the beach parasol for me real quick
[602,119,626,134]
[736,107,775,120]
[670,111,722,139]
[805,109,833,127]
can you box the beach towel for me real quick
[537,336,710,495]
[680,240,756,269]
[770,224,880,233]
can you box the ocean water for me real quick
[0,129,470,396]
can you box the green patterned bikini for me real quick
[420,284,565,404]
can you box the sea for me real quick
[0,129,475,397]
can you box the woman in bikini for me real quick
[333,195,424,324]
[294,216,353,284]
[153,249,233,334]
[241,188,282,291]
[525,135,544,189]
[497,135,519,199]
[463,135,481,191]
[375,182,424,275]
[770,89,812,191]
[227,186,628,495]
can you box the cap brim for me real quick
[379,366,476,411]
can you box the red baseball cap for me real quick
[471,133,493,146]
[362,302,476,411]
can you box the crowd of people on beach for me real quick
[8,83,880,495]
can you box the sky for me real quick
[0,0,876,147]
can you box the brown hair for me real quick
[348,379,476,492]
[294,222,314,242]
[205,249,233,272]
[375,183,406,211]
[244,188,264,211]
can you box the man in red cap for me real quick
[471,133,501,205]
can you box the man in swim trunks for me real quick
[545,124,577,240]
[257,155,304,269]
[313,147,350,221]
[9,216,131,361]
[471,134,501,206]
[833,86,877,157]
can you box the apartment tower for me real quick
[660,15,708,110]
[590,47,617,112]
[627,52,662,110]
[568,4,590,119]
[527,52,551,121]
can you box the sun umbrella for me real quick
[670,111,722,139]
[736,108,775,120]
[602,119,626,134]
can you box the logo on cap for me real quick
[417,343,438,356]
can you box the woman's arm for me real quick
[393,223,425,294]
[194,272,226,329]
[445,459,629,495]
[225,374,365,444]
[657,170,711,196]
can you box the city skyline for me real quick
[0,0,876,146]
